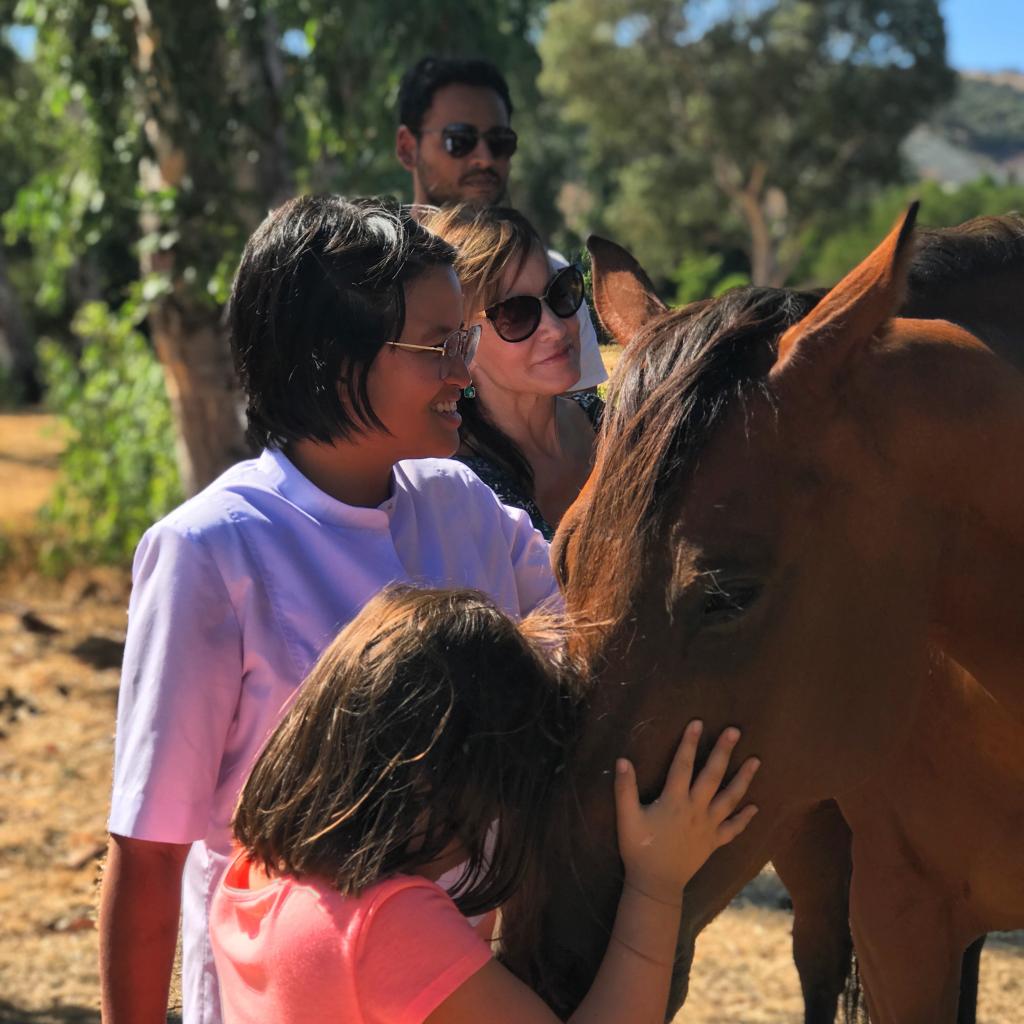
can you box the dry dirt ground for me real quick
[1,408,1021,1023]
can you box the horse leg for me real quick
[771,801,853,1024]
[668,930,696,1015]
[957,936,985,1024]
[847,843,964,1024]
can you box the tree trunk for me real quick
[739,191,777,287]
[0,247,39,403]
[713,157,776,287]
[131,0,291,493]
[136,133,250,493]
[711,157,809,288]
[148,297,249,496]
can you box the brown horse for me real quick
[741,217,1024,1023]
[500,207,1024,1023]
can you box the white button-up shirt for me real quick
[109,448,559,1023]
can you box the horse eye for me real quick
[700,577,762,627]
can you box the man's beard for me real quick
[418,161,507,208]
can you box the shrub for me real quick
[673,251,751,306]
[801,177,1024,287]
[38,299,181,570]
[0,364,22,408]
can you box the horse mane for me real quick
[562,214,1024,625]
[561,287,819,623]
[528,289,821,995]
[909,213,1024,291]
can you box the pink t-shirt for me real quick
[210,855,493,1024]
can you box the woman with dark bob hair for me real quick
[99,196,560,1024]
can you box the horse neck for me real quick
[861,324,1024,721]
[903,267,1024,372]
[932,500,1024,724]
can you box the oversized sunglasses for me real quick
[420,122,518,160]
[386,324,481,379]
[481,265,585,343]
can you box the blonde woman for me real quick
[422,204,602,539]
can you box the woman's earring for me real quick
[462,385,477,399]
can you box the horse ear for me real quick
[587,235,667,346]
[770,203,919,391]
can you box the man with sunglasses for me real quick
[395,56,607,393]
[396,56,516,208]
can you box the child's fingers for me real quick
[715,802,759,846]
[690,727,741,806]
[613,757,642,832]
[662,719,703,795]
[708,756,761,822]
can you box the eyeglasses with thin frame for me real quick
[418,123,518,160]
[385,324,481,379]
[479,265,585,343]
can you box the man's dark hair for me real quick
[227,194,457,450]
[398,56,514,134]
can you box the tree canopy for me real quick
[540,0,955,284]
[3,0,549,493]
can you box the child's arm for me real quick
[427,722,759,1024]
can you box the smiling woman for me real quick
[422,203,604,540]
[98,194,562,1024]
[344,264,477,478]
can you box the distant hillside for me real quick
[904,71,1024,185]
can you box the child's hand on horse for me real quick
[614,721,760,904]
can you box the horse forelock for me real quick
[562,287,820,627]
[909,213,1024,291]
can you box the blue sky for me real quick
[5,4,1024,73]
[942,0,1023,71]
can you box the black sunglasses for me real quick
[481,266,585,343]
[420,122,518,160]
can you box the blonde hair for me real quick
[420,204,552,496]
[419,203,544,315]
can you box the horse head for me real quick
[503,206,1024,1012]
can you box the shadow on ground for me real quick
[0,1005,180,1024]
[0,1005,98,1024]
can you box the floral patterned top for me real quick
[456,392,604,541]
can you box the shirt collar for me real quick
[257,448,393,529]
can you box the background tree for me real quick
[803,175,1024,285]
[2,0,1021,568]
[0,30,36,401]
[540,0,956,285]
[6,0,548,496]
[5,1,141,333]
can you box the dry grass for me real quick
[0,412,1020,1022]
[0,565,128,1023]
[0,412,67,538]
[599,342,624,378]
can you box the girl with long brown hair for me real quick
[210,585,760,1024]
